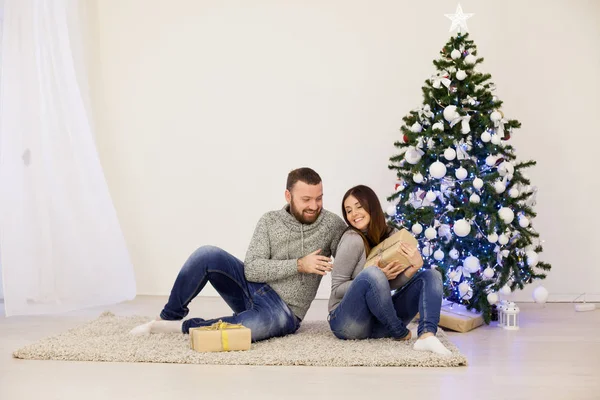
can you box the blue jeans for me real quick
[160,245,300,342]
[328,267,443,339]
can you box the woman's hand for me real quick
[378,260,410,280]
[398,242,424,270]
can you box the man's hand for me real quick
[377,260,410,280]
[297,249,333,276]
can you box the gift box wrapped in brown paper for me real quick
[416,301,484,333]
[189,320,251,352]
[365,228,418,267]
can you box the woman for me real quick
[328,185,451,355]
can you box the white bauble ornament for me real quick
[490,111,502,122]
[487,292,499,305]
[443,105,459,122]
[458,282,473,299]
[430,161,447,179]
[425,227,437,240]
[486,155,498,166]
[464,54,477,65]
[405,147,422,165]
[413,173,424,183]
[455,167,468,180]
[451,49,461,59]
[470,193,481,203]
[422,246,432,257]
[464,256,481,273]
[532,286,549,304]
[386,204,396,216]
[494,180,506,194]
[498,161,515,176]
[509,188,519,198]
[456,70,467,81]
[473,178,484,190]
[491,134,502,145]
[412,223,423,235]
[483,267,495,279]
[500,285,512,295]
[444,148,457,161]
[432,122,444,131]
[411,122,423,133]
[396,183,406,192]
[501,249,510,257]
[434,250,445,261]
[426,191,437,202]
[499,207,515,224]
[449,249,460,259]
[487,233,499,243]
[519,217,530,228]
[498,234,509,245]
[453,219,471,237]
[526,250,539,266]
[480,131,492,143]
[449,270,458,280]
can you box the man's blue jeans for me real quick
[328,267,443,339]
[160,245,300,342]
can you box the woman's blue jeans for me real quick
[328,267,443,339]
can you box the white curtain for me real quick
[0,0,4,301]
[0,0,136,316]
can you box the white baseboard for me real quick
[523,294,600,303]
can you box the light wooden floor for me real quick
[1,296,599,400]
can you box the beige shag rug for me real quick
[13,312,467,367]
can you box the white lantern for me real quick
[498,301,520,330]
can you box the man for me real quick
[130,167,347,341]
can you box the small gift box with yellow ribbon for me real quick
[189,320,251,352]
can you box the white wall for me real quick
[89,0,600,303]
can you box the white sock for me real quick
[149,320,184,334]
[129,320,154,336]
[129,319,183,335]
[413,335,452,356]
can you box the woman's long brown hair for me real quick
[341,185,390,253]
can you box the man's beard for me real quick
[290,201,321,224]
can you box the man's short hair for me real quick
[286,168,322,191]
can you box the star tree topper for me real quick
[445,4,474,33]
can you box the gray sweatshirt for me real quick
[244,205,347,320]
[328,228,405,313]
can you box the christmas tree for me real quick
[387,7,551,322]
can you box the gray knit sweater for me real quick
[244,205,347,320]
